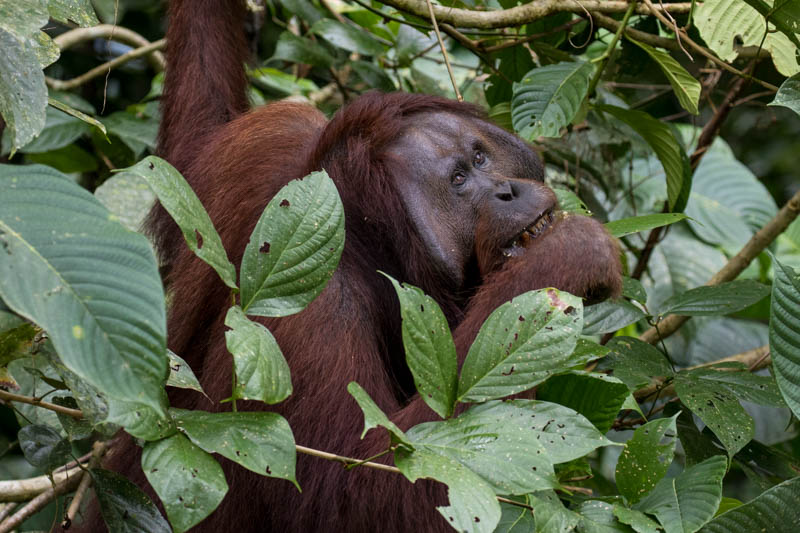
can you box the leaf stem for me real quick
[0,389,83,419]
[587,1,638,96]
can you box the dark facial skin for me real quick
[388,112,561,285]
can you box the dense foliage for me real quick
[2,0,800,532]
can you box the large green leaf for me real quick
[126,156,237,289]
[596,105,692,213]
[682,365,784,407]
[104,110,158,156]
[347,381,410,445]
[616,415,679,504]
[224,306,292,404]
[18,424,71,471]
[605,214,687,238]
[310,19,384,56]
[537,372,630,433]
[458,289,584,403]
[770,74,800,117]
[172,409,297,486]
[577,501,636,532]
[604,337,674,392]
[770,258,800,419]
[627,39,701,115]
[48,0,100,27]
[14,105,90,154]
[0,164,168,415]
[94,171,156,232]
[92,468,171,533]
[240,170,345,317]
[511,61,594,139]
[582,299,647,336]
[635,456,727,533]
[385,276,457,418]
[142,433,228,533]
[701,477,800,532]
[272,31,335,68]
[657,280,770,317]
[675,370,754,457]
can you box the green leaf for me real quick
[529,491,582,532]
[675,371,754,457]
[142,433,228,533]
[384,275,457,418]
[582,300,646,336]
[622,277,648,304]
[511,61,594,139]
[616,415,679,504]
[172,409,297,486]
[577,500,636,532]
[605,213,687,238]
[347,381,410,445]
[126,156,237,289]
[596,105,692,213]
[405,400,612,494]
[351,60,396,91]
[240,170,344,317]
[701,477,800,532]
[395,447,501,533]
[495,496,536,533]
[684,365,785,407]
[94,171,156,233]
[166,349,205,396]
[537,372,630,433]
[627,39,701,115]
[738,0,800,47]
[48,0,99,27]
[0,28,48,154]
[12,105,90,154]
[657,280,770,317]
[249,67,319,96]
[458,289,584,403]
[53,396,94,440]
[310,19,384,56]
[18,424,71,471]
[48,96,106,136]
[605,337,674,392]
[634,455,727,533]
[613,505,662,533]
[272,31,335,68]
[91,468,171,533]
[769,258,800,420]
[104,110,158,156]
[0,164,168,416]
[224,306,292,404]
[0,0,49,39]
[553,188,591,216]
[770,74,800,117]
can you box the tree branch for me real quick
[64,441,109,528]
[0,471,83,533]
[0,466,84,502]
[53,24,165,71]
[0,389,83,419]
[379,0,692,29]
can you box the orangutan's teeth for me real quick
[519,231,531,246]
[503,250,512,257]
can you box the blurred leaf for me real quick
[616,415,679,504]
[0,0,49,39]
[104,111,158,157]
[11,105,90,153]
[18,424,71,470]
[351,60,396,91]
[142,432,228,533]
[553,188,591,216]
[577,501,635,532]
[701,477,800,532]
[605,213,687,238]
[459,289,584,402]
[240,170,344,317]
[94,171,156,232]
[249,67,319,96]
[622,277,648,304]
[48,0,99,26]
[53,396,94,440]
[126,156,237,289]
[582,300,646,336]
[596,105,692,213]
[27,144,99,174]
[347,381,410,445]
[224,306,292,404]
[384,276,457,418]
[272,31,335,68]
[512,61,594,139]
[92,468,172,533]
[627,39,700,115]
[769,258,800,420]
[635,455,727,533]
[172,409,297,486]
[0,164,168,417]
[311,19,384,56]
[770,74,800,117]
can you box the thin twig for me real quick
[53,24,165,70]
[64,441,109,527]
[482,19,582,53]
[588,1,638,96]
[296,444,402,474]
[424,0,462,101]
[0,389,83,419]
[46,38,166,91]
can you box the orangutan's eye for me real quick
[451,171,467,186]
[473,151,486,167]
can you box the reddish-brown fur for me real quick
[84,1,622,531]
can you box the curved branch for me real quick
[0,466,83,503]
[0,470,83,533]
[0,389,83,418]
[53,24,165,71]
[379,0,692,29]
[639,187,800,345]
[47,38,166,91]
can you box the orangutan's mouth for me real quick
[501,209,556,258]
